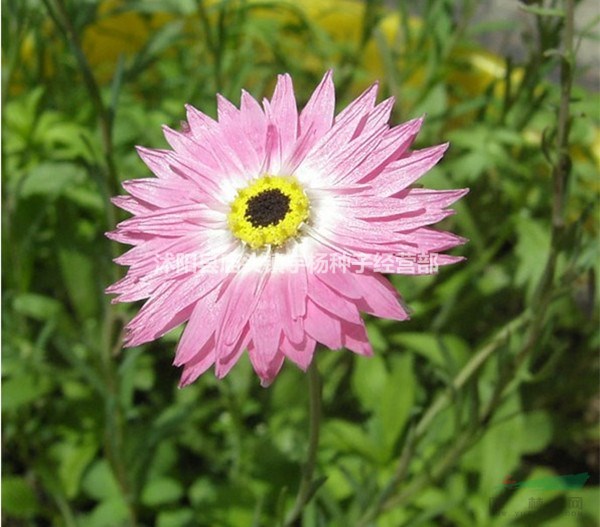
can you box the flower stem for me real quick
[284,361,322,526]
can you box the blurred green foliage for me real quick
[2,0,599,526]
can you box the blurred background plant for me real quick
[2,0,599,526]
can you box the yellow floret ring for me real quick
[228,175,310,249]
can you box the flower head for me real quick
[107,71,467,387]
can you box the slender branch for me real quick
[481,0,575,431]
[551,0,573,230]
[42,0,122,286]
[359,2,576,522]
[284,361,322,526]
[196,0,224,92]
[357,313,530,526]
[41,2,134,524]
[44,0,121,199]
[381,426,475,513]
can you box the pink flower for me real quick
[107,71,467,387]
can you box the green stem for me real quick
[196,0,224,92]
[478,0,575,438]
[284,361,322,526]
[381,427,475,513]
[44,0,121,200]
[357,313,530,526]
[359,1,576,523]
[41,2,134,524]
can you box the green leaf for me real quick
[462,395,524,496]
[515,216,551,298]
[189,477,218,507]
[58,435,99,498]
[351,351,424,462]
[2,373,53,411]
[520,411,553,454]
[57,246,100,319]
[55,203,101,320]
[322,420,378,461]
[19,162,86,200]
[365,320,389,352]
[82,460,121,501]
[2,477,40,518]
[375,354,416,459]
[63,185,105,213]
[4,86,45,152]
[13,293,63,321]
[389,333,470,371]
[157,509,195,527]
[141,477,184,506]
[351,353,387,413]
[83,496,130,527]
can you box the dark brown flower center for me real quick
[245,189,291,227]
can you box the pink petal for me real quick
[314,269,362,300]
[111,195,154,215]
[317,219,398,248]
[409,227,469,252]
[374,143,449,196]
[135,147,176,180]
[298,70,335,144]
[258,351,285,387]
[122,178,205,208]
[124,271,225,347]
[184,104,218,141]
[115,204,215,238]
[305,300,343,350]
[214,261,269,359]
[213,95,263,175]
[249,282,283,373]
[248,341,285,387]
[393,188,469,208]
[215,325,251,379]
[307,274,362,326]
[351,96,394,140]
[262,121,282,175]
[161,131,226,187]
[165,152,223,196]
[124,287,194,348]
[271,273,305,344]
[174,287,221,366]
[113,232,202,267]
[335,82,379,125]
[341,319,373,356]
[327,124,388,185]
[351,271,409,321]
[345,117,424,185]
[163,125,244,182]
[280,334,316,371]
[240,90,268,162]
[282,124,318,174]
[178,337,216,387]
[268,73,298,162]
[297,83,379,182]
[286,264,308,319]
[216,93,239,122]
[105,229,154,246]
